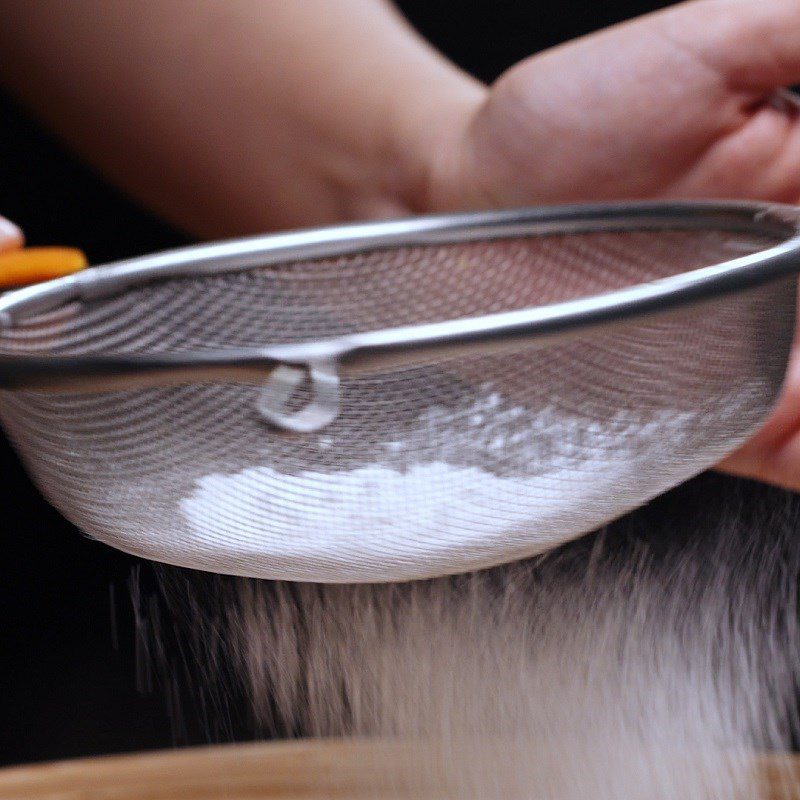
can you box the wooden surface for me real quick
[0,739,799,799]
[0,740,431,800]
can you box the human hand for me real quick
[420,0,800,492]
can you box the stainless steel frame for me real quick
[1,201,799,431]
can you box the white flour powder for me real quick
[177,386,755,582]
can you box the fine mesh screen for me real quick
[0,228,794,582]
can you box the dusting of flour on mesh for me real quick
[178,385,755,583]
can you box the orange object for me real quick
[0,247,88,288]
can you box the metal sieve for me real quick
[0,201,798,582]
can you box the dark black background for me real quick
[0,0,773,766]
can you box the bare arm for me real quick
[0,0,483,236]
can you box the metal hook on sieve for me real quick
[256,360,340,433]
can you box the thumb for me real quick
[0,216,23,252]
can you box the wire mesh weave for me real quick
[0,228,794,582]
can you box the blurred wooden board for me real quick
[0,740,419,800]
[0,739,799,800]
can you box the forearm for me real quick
[0,0,483,236]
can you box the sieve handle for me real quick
[0,247,87,289]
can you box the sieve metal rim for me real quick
[1,200,798,322]
[0,200,799,431]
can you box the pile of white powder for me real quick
[177,384,758,582]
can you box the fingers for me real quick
[428,0,800,212]
[0,216,23,253]
[652,0,800,95]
